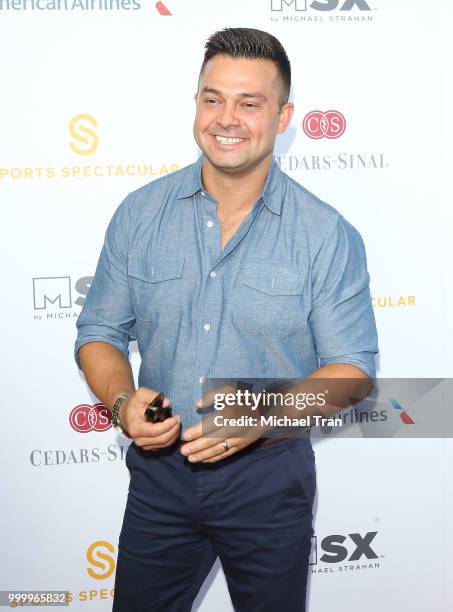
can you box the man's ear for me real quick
[194,92,198,103]
[277,102,294,134]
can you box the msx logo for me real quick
[33,276,92,309]
[271,0,371,10]
[310,531,379,564]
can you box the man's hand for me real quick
[180,426,259,463]
[120,387,180,451]
[179,384,265,463]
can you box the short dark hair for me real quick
[199,28,291,108]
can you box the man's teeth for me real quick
[215,135,242,144]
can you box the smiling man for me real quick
[194,56,289,174]
[75,28,378,612]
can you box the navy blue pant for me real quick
[113,437,316,612]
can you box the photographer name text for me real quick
[213,414,342,428]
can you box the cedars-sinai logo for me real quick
[303,110,346,139]
[155,1,172,14]
[69,404,112,433]
[389,399,415,425]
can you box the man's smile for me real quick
[210,134,249,147]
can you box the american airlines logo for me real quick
[389,399,415,425]
[155,1,172,14]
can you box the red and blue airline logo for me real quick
[389,398,415,425]
[155,1,172,14]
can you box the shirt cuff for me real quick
[319,352,377,380]
[74,333,130,370]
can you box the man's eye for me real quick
[204,99,218,104]
[244,103,258,108]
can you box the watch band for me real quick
[111,392,132,439]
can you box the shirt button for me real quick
[203,323,211,331]
[201,191,206,197]
[199,376,205,384]
[209,270,217,278]
[206,220,214,228]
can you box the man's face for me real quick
[193,55,293,174]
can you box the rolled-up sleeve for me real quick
[74,195,136,370]
[308,215,378,379]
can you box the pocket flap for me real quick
[241,264,304,296]
[128,257,184,284]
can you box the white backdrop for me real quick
[1,1,451,610]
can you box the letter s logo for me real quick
[86,540,115,579]
[69,113,98,156]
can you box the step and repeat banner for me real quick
[1,1,451,611]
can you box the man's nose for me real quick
[217,102,240,128]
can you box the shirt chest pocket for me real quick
[127,256,184,323]
[232,262,306,338]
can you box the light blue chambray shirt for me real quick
[74,155,378,433]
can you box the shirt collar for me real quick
[176,154,283,216]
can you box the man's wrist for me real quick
[111,392,133,439]
[119,392,133,426]
[112,389,134,410]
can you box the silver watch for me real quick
[111,393,132,439]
